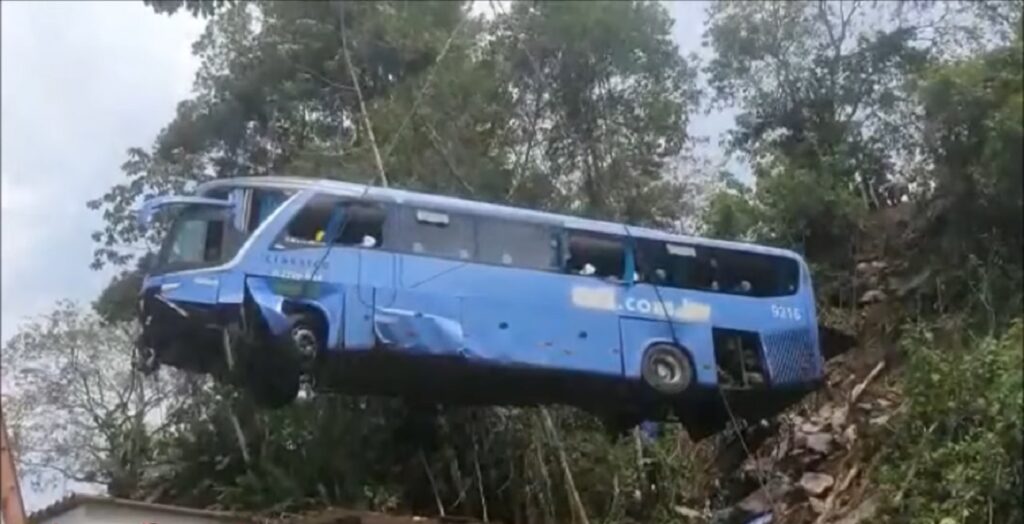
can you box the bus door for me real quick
[619,239,718,386]
[337,201,392,350]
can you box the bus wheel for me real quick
[641,344,693,395]
[289,318,321,368]
[246,318,316,409]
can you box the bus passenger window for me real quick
[477,219,558,270]
[396,208,476,260]
[634,238,799,297]
[334,204,386,248]
[566,232,625,280]
[281,195,386,248]
[285,194,337,245]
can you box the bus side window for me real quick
[282,194,339,245]
[636,240,800,297]
[477,219,558,270]
[278,195,385,249]
[634,239,671,285]
[394,207,476,260]
[334,203,386,248]
[566,231,626,281]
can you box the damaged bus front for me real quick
[136,183,311,406]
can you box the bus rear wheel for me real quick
[641,344,693,395]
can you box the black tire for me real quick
[641,344,693,395]
[246,315,319,408]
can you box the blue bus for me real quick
[136,177,824,439]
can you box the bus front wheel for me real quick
[641,344,693,395]
[246,315,319,408]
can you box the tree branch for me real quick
[540,408,589,524]
[419,115,476,195]
[337,2,388,187]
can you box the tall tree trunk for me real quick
[540,408,590,524]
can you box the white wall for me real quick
[37,502,244,524]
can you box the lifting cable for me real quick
[621,225,780,517]
[303,2,469,293]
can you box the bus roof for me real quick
[196,176,804,261]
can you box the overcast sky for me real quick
[1,0,729,512]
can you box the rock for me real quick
[869,414,892,426]
[833,495,880,524]
[800,472,835,496]
[843,425,858,445]
[804,433,834,454]
[742,457,775,475]
[808,496,828,514]
[673,505,703,519]
[799,421,824,434]
[738,478,793,514]
[858,289,887,305]
[830,406,849,429]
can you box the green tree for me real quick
[700,1,965,257]
[487,0,700,223]
[910,27,1023,317]
[82,2,708,522]
[0,303,192,498]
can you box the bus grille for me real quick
[763,329,821,385]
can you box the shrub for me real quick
[877,319,1023,523]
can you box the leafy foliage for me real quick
[909,31,1024,315]
[88,0,701,273]
[699,1,1014,258]
[5,0,1013,522]
[876,320,1023,523]
[69,1,714,521]
[0,303,191,497]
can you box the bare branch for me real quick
[337,3,388,187]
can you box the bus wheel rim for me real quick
[652,353,680,384]
[292,327,318,359]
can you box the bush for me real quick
[876,319,1023,523]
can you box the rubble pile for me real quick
[703,350,901,524]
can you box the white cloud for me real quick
[1,4,202,510]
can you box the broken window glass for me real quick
[566,231,626,280]
[281,194,387,249]
[285,194,337,245]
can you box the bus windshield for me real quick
[155,204,241,273]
